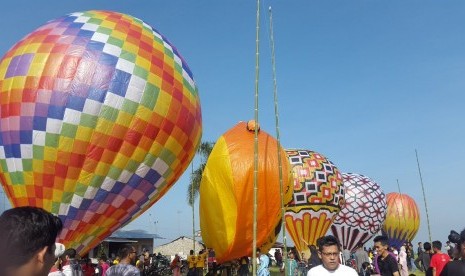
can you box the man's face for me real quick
[129,248,137,261]
[318,244,340,271]
[374,241,387,256]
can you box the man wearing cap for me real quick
[0,206,63,276]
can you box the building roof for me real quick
[108,229,164,240]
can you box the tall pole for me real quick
[268,5,288,271]
[191,162,196,253]
[415,149,432,244]
[252,0,261,275]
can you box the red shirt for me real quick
[430,252,450,276]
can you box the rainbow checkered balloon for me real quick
[0,10,202,253]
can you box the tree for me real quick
[187,141,214,206]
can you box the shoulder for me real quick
[338,264,359,275]
[308,265,324,273]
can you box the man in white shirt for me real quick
[307,235,358,276]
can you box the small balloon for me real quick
[331,173,387,251]
[382,192,420,248]
[284,149,344,257]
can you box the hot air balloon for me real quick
[382,193,420,248]
[0,10,202,254]
[199,121,293,263]
[330,173,387,251]
[284,149,344,257]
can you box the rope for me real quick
[252,0,261,275]
[267,5,289,272]
[415,149,432,244]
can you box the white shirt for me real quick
[307,264,358,276]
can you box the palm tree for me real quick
[187,141,214,206]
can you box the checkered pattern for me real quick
[0,10,202,253]
[330,173,387,251]
[284,149,344,254]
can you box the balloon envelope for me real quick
[284,149,344,256]
[200,122,292,263]
[0,10,202,253]
[330,173,387,251]
[382,192,420,248]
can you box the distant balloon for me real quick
[0,10,202,253]
[331,173,387,251]
[382,193,420,248]
[200,122,293,263]
[284,149,344,257]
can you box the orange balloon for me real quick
[382,192,420,248]
[199,122,293,263]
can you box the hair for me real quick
[373,235,389,246]
[118,245,134,259]
[423,242,431,251]
[0,206,63,271]
[190,250,194,255]
[99,255,107,262]
[362,262,370,270]
[432,240,442,250]
[317,235,341,251]
[62,248,78,259]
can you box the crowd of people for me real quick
[1,206,465,276]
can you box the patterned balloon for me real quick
[382,193,420,248]
[330,173,387,251]
[0,10,202,253]
[200,122,293,263]
[284,149,344,257]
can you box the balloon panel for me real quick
[330,173,386,251]
[381,193,420,248]
[0,10,202,253]
[284,149,344,255]
[200,122,292,263]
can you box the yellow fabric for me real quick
[196,252,207,268]
[187,255,197,269]
[199,136,236,260]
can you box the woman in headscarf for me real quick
[257,249,270,276]
[398,245,409,276]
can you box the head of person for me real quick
[432,240,442,252]
[317,235,341,271]
[0,206,63,276]
[418,242,422,247]
[373,235,390,257]
[361,262,371,271]
[256,249,261,257]
[309,245,318,254]
[288,250,295,259]
[190,250,194,255]
[99,255,107,264]
[118,245,137,262]
[423,242,431,252]
[61,248,78,264]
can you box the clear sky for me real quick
[0,0,464,248]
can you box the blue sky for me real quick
[0,0,464,247]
